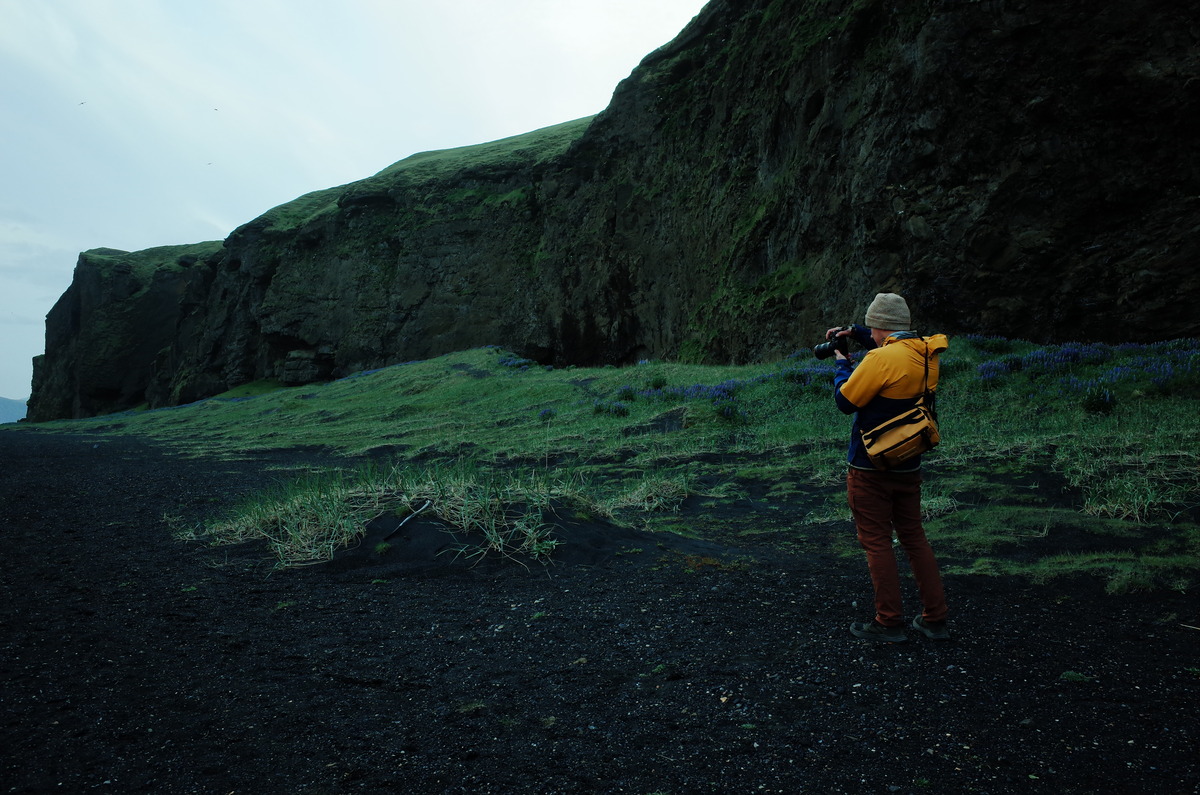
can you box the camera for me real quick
[813,326,853,360]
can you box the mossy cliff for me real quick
[29,0,1200,420]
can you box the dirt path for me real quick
[2,430,1197,793]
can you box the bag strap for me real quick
[922,340,929,391]
[920,339,937,419]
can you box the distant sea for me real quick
[0,397,28,424]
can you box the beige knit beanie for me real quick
[864,293,911,330]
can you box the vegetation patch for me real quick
[185,462,606,567]
[23,335,1200,591]
[927,505,1141,556]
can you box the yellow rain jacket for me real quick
[834,332,950,470]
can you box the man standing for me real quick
[830,293,951,642]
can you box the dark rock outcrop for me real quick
[29,0,1200,421]
[32,243,223,419]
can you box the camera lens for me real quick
[813,330,850,360]
[813,340,837,360]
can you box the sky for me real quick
[0,0,709,403]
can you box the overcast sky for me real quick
[0,0,708,402]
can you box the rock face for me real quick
[29,0,1200,421]
[32,244,223,419]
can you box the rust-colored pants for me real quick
[847,468,948,627]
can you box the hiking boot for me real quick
[849,620,908,643]
[912,616,951,640]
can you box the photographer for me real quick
[827,293,951,643]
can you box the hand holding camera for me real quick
[813,326,854,360]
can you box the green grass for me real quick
[250,117,594,236]
[67,347,816,462]
[177,459,601,566]
[374,117,592,182]
[80,240,225,284]
[15,336,1200,586]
